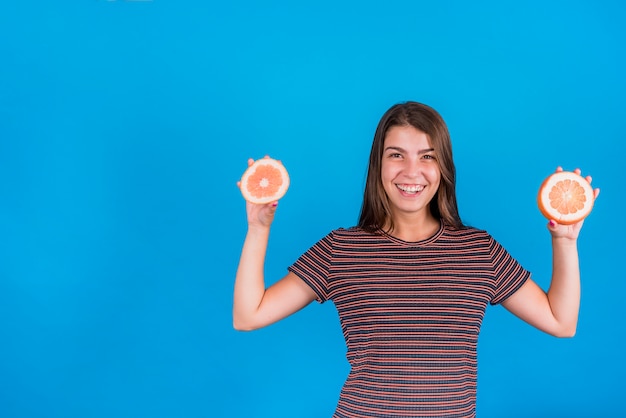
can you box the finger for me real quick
[574,167,581,175]
[594,188,600,199]
[237,181,241,188]
[556,166,563,172]
[248,158,255,166]
[264,201,279,218]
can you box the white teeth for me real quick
[397,184,425,193]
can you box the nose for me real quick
[403,157,421,178]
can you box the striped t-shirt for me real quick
[288,223,529,417]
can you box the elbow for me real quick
[232,318,248,331]
[554,324,577,338]
[233,322,253,332]
[232,316,258,332]
[232,307,254,331]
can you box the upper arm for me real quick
[501,278,562,336]
[251,272,318,330]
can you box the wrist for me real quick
[552,236,578,248]
[247,224,271,236]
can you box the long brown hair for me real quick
[358,101,464,231]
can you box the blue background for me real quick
[1,1,624,417]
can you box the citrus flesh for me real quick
[240,158,290,204]
[537,171,594,224]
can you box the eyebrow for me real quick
[384,146,435,154]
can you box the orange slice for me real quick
[537,171,594,224]
[239,158,290,204]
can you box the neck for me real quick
[384,213,441,242]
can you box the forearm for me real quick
[547,237,580,336]
[233,225,271,330]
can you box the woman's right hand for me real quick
[244,199,279,228]
[238,157,280,229]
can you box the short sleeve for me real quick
[288,231,335,303]
[489,236,531,305]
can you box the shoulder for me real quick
[436,224,500,249]
[318,226,384,248]
[327,226,376,237]
[325,226,380,241]
[441,224,491,239]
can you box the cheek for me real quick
[380,165,394,182]
[427,165,442,185]
[430,163,442,176]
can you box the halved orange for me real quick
[537,171,594,224]
[239,157,290,204]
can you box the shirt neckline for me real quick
[375,220,444,247]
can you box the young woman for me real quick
[233,101,599,417]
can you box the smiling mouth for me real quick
[396,184,425,194]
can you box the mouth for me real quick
[396,184,425,195]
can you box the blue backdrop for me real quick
[1,1,624,417]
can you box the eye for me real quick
[422,154,436,160]
[387,152,402,159]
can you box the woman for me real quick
[233,101,599,417]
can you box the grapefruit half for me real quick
[240,158,290,204]
[537,170,594,225]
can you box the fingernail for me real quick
[549,220,556,227]
[272,202,278,207]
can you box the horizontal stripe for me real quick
[289,224,530,417]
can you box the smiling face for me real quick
[381,125,441,224]
[359,102,462,233]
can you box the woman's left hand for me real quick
[547,167,600,240]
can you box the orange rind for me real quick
[537,170,594,225]
[239,158,290,204]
